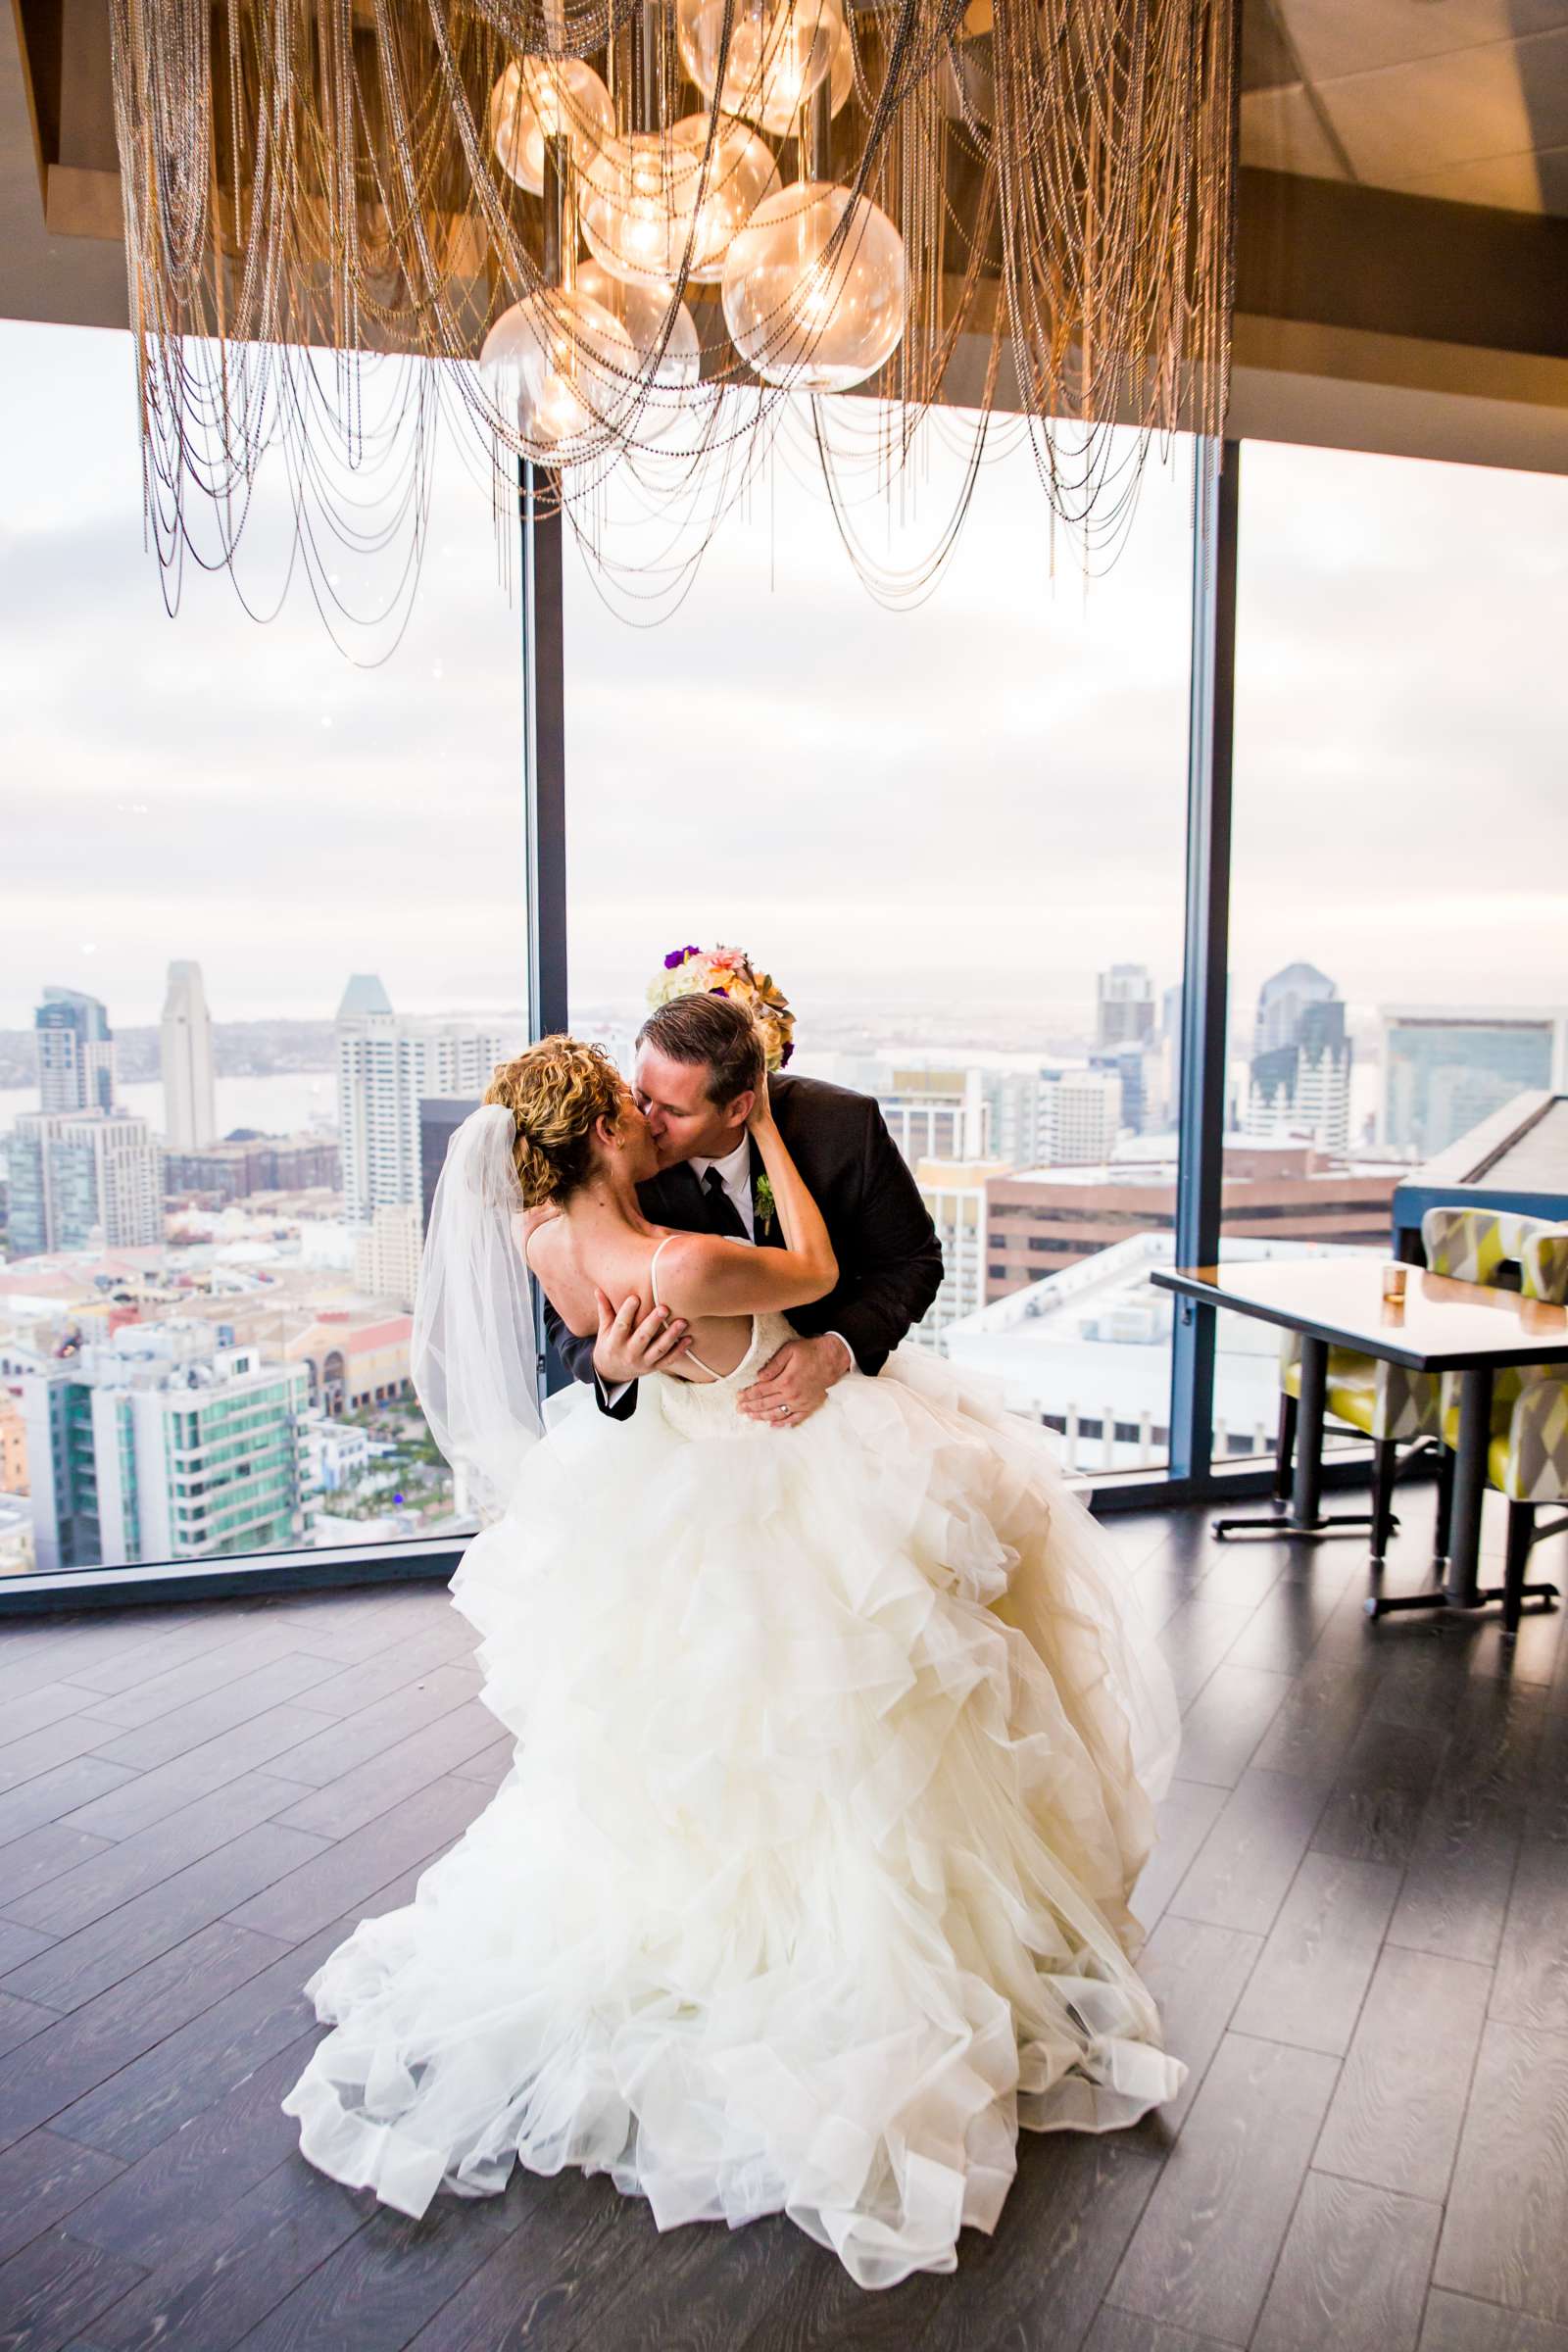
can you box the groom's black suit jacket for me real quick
[545,1072,946,1422]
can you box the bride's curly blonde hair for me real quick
[483,1036,625,1208]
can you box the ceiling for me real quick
[1242,0,1568,216]
[3,0,1566,472]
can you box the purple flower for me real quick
[709,985,730,997]
[663,944,702,969]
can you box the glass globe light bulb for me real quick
[580,114,779,287]
[488,58,613,195]
[675,0,845,136]
[720,181,905,392]
[479,288,640,463]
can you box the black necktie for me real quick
[702,1166,750,1241]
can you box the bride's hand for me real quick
[747,1066,773,1131]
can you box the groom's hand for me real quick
[738,1335,850,1430]
[593,1289,692,1388]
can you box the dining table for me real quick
[1152,1252,1568,1618]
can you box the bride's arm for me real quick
[655,1077,838,1319]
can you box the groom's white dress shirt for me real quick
[599,1135,853,1404]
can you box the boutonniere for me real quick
[755,1174,777,1235]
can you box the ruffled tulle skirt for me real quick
[279,1344,1185,2289]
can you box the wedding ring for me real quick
[778,1404,791,1418]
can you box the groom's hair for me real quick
[637,995,764,1106]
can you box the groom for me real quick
[545,992,945,1427]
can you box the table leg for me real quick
[1446,1368,1494,1608]
[1292,1336,1328,1531]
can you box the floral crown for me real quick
[647,944,796,1072]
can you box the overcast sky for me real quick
[2,316,1565,1050]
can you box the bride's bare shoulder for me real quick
[514,1204,564,1272]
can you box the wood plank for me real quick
[1251,2170,1442,2352]
[76,1629,311,1731]
[228,2168,528,2352]
[0,1756,139,1848]
[1221,1579,1348,1676]
[89,2157,368,2352]
[1492,1838,1568,2036]
[1312,1712,1455,1868]
[0,1713,131,1795]
[1314,1944,1492,2202]
[255,1665,485,1790]
[1165,1768,1332,1936]
[447,1734,515,1788]
[221,1773,484,1943]
[0,1918,285,2155]
[0,1823,327,2013]
[1229,1850,1401,2056]
[1389,1782,1526,1967]
[67,2028,333,2253]
[1250,1652,1382,1781]
[1128,1914,1262,2134]
[52,1864,441,2162]
[0,1987,58,2059]
[1421,2290,1568,2349]
[6,1773,315,1936]
[1437,2020,1568,2325]
[1170,1665,1293,1789]
[1082,2314,1231,2352]
[0,2225,148,2352]
[1106,2032,1340,2345]
[0,1823,118,1906]
[79,1655,354,1773]
[0,2129,124,2263]
[1152,1597,1254,1710]
[0,1682,109,1747]
[281,1620,483,1720]
[397,2168,689,2352]
[268,1701,508,1840]
[1128,1781,1228,1939]
[56,1704,335,1840]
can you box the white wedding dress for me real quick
[280,1273,1186,2290]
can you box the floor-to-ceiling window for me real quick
[0,319,528,1577]
[1217,437,1568,1459]
[564,405,1197,1473]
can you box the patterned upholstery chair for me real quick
[1275,1331,1445,1563]
[1421,1209,1568,1635]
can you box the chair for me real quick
[1423,1210,1568,1636]
[1274,1330,1446,1564]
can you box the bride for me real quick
[280,1028,1186,2289]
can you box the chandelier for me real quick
[107,0,1239,631]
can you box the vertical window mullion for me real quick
[1170,436,1241,1483]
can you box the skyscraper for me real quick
[336,976,514,1223]
[1380,1007,1568,1156]
[1096,964,1155,1050]
[7,1110,164,1256]
[161,960,219,1152]
[1247,963,1351,1154]
[34,987,115,1113]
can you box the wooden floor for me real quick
[2,1491,1567,2352]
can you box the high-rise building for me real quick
[1089,1046,1157,1138]
[1252,962,1337,1058]
[0,1396,26,1493]
[1247,964,1352,1153]
[7,1110,164,1257]
[874,1067,990,1167]
[354,1203,424,1310]
[914,1159,1012,1345]
[1039,1070,1120,1165]
[336,976,515,1223]
[1096,964,1155,1050]
[161,960,219,1152]
[34,987,115,1113]
[1,1325,307,1573]
[1380,1007,1568,1157]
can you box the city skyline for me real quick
[3,319,1568,1041]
